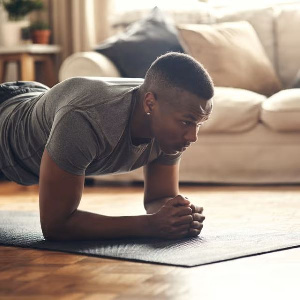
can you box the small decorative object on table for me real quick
[30,21,51,44]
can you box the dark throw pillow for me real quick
[94,7,184,78]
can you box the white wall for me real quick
[0,6,6,46]
[0,6,22,82]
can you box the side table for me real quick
[0,44,61,87]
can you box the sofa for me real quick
[58,3,300,184]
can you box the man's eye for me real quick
[181,121,190,126]
[181,121,203,127]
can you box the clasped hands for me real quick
[151,195,205,240]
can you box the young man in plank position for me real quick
[0,52,214,241]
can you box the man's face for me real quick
[149,89,212,155]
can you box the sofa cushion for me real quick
[261,89,300,132]
[177,21,282,97]
[94,7,183,78]
[215,6,276,67]
[275,4,300,87]
[199,87,266,133]
[110,2,214,29]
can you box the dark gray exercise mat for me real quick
[0,209,299,267]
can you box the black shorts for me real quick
[0,81,49,181]
[0,81,49,105]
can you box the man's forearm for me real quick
[42,209,153,241]
[145,197,173,214]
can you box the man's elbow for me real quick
[41,221,68,241]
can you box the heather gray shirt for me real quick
[0,77,181,185]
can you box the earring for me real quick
[146,112,151,115]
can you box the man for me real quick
[0,52,214,241]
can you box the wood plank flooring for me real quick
[0,181,299,300]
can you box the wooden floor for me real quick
[0,181,299,300]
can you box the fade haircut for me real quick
[142,52,214,102]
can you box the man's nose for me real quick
[184,127,198,143]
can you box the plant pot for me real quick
[1,20,30,46]
[31,29,51,44]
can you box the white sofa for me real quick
[59,4,300,184]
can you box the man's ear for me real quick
[143,92,157,114]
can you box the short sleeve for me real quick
[151,151,182,165]
[45,109,99,175]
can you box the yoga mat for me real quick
[1,193,300,267]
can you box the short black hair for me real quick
[143,52,214,100]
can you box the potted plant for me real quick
[30,20,51,44]
[1,0,43,21]
[0,0,43,46]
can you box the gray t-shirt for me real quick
[0,77,181,185]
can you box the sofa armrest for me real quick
[58,52,121,82]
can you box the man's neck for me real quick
[130,88,153,144]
